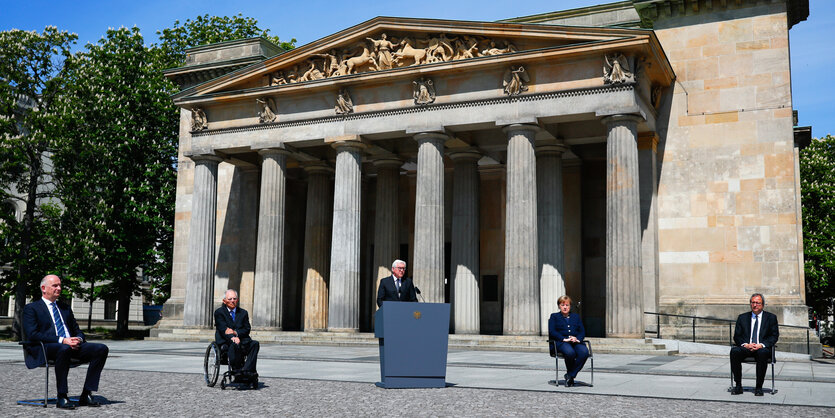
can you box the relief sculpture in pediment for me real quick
[268,32,518,87]
[191,107,207,131]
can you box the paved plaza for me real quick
[0,341,833,416]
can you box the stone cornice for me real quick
[190,84,635,137]
[633,0,809,29]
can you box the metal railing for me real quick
[644,311,813,355]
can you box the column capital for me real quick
[372,157,403,169]
[601,114,644,126]
[186,153,223,164]
[413,131,450,145]
[448,149,482,163]
[501,123,540,137]
[535,143,568,157]
[258,148,292,159]
[302,161,334,175]
[330,140,366,153]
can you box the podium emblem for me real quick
[413,311,421,319]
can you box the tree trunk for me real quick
[87,281,95,332]
[116,287,131,337]
[11,147,42,341]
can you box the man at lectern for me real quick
[376,259,418,307]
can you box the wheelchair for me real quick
[203,341,259,390]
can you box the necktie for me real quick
[752,314,759,344]
[396,279,401,298]
[51,303,67,338]
[230,309,235,321]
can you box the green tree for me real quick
[800,134,835,319]
[50,26,178,336]
[0,27,77,339]
[154,14,295,70]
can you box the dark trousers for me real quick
[557,342,589,379]
[227,340,259,373]
[730,346,772,388]
[44,342,109,395]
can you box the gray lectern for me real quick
[374,302,450,388]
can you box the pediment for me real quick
[173,16,673,105]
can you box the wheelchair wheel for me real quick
[204,342,220,387]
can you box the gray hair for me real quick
[750,293,765,304]
[224,289,238,299]
[391,259,406,269]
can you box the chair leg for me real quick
[555,356,560,386]
[590,357,594,387]
[44,362,49,408]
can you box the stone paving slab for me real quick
[1,340,834,410]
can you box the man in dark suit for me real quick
[22,275,109,409]
[730,293,779,396]
[376,259,417,307]
[214,289,259,375]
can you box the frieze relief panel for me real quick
[267,32,520,87]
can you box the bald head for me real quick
[40,275,62,302]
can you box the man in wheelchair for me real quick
[214,289,259,382]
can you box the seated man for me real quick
[214,289,259,376]
[22,274,109,409]
[730,293,779,396]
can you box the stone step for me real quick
[149,328,677,355]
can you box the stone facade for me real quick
[159,1,812,346]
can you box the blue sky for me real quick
[1,0,832,137]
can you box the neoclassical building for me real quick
[159,0,812,345]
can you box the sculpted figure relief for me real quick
[603,53,634,84]
[335,88,354,115]
[413,77,436,106]
[503,66,529,96]
[266,32,522,86]
[366,33,402,70]
[257,97,277,123]
[191,107,207,130]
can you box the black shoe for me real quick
[57,397,76,409]
[731,385,743,395]
[754,388,764,396]
[78,393,101,407]
[566,377,575,387]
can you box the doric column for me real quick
[638,132,659,327]
[302,163,333,331]
[183,154,223,327]
[327,140,365,331]
[372,158,402,308]
[537,142,568,336]
[252,149,290,328]
[502,124,540,335]
[412,132,448,303]
[450,150,481,334]
[603,114,644,338]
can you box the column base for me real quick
[327,328,360,333]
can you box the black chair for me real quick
[728,344,777,395]
[548,338,593,387]
[18,341,86,407]
[204,341,258,390]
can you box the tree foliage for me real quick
[0,27,77,338]
[800,134,835,317]
[50,26,179,335]
[2,15,293,336]
[154,14,295,70]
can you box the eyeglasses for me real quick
[393,267,406,270]
[226,298,238,300]
[750,301,762,305]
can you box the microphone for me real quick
[414,287,424,303]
